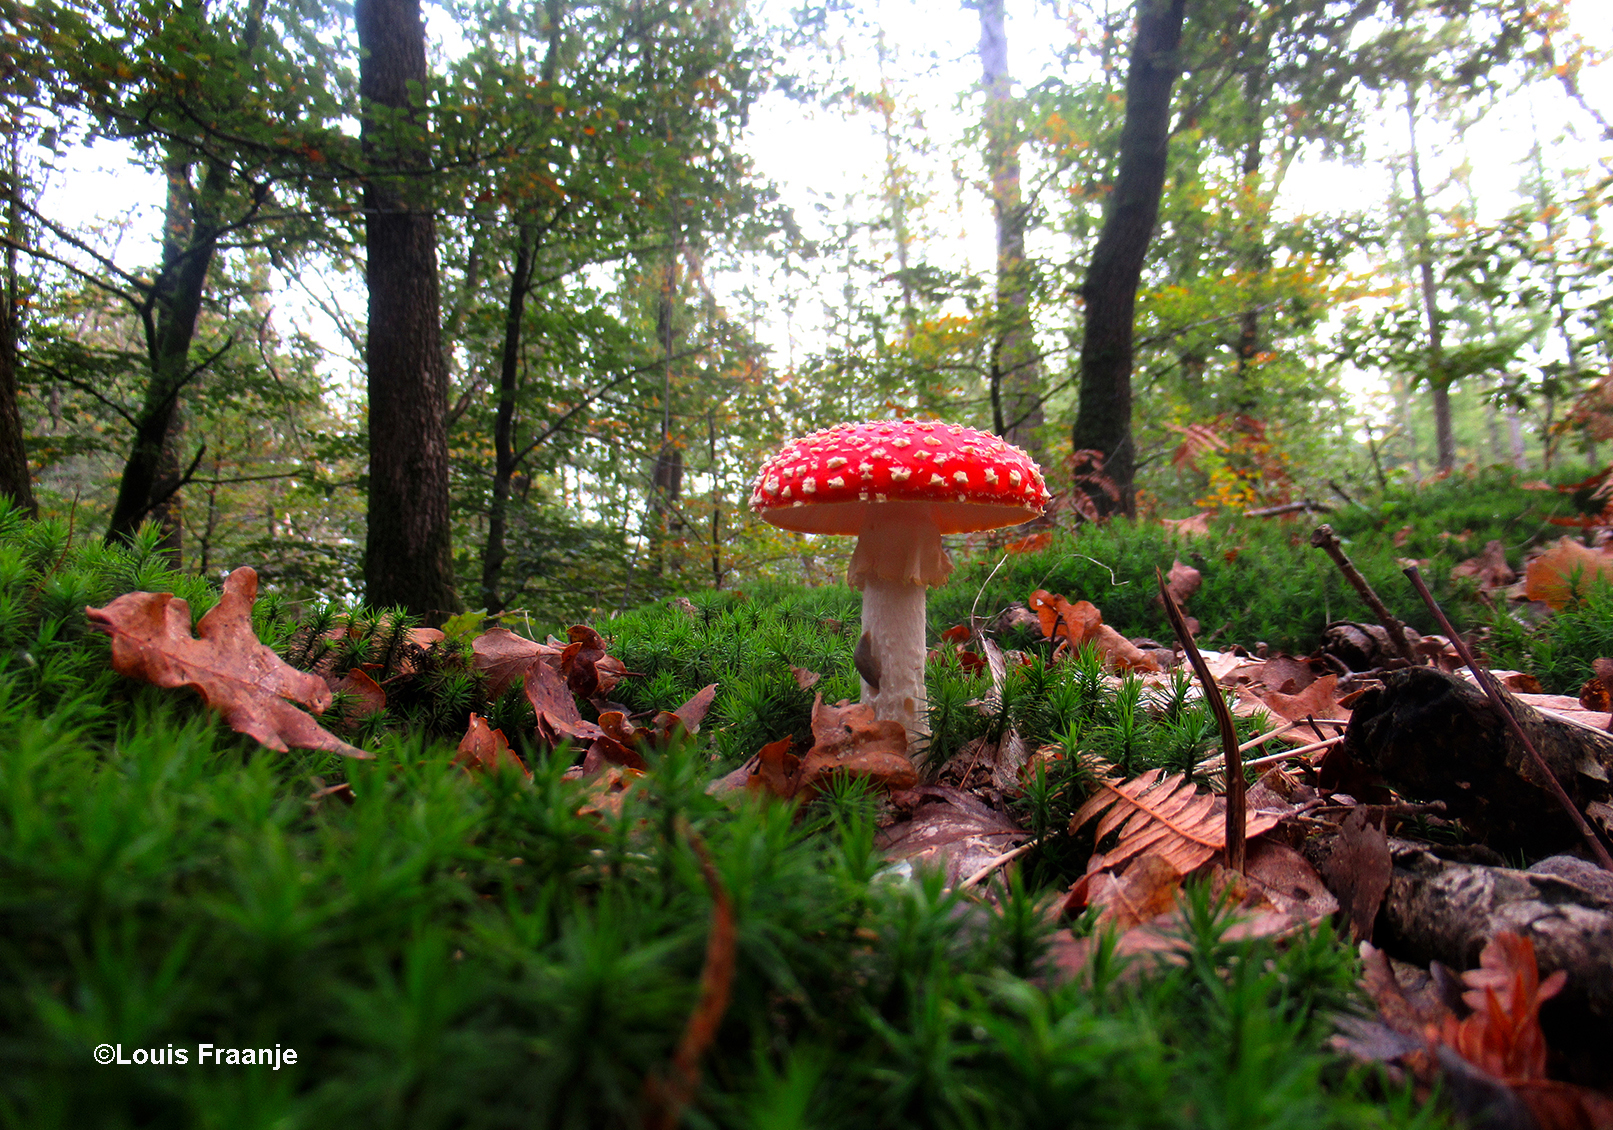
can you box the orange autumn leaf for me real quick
[86,567,370,760]
[454,713,530,778]
[1029,590,1102,646]
[1524,538,1613,609]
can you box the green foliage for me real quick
[0,689,1431,1129]
[0,501,207,723]
[1488,576,1613,695]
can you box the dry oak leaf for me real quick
[472,627,561,697]
[798,695,916,794]
[559,624,636,698]
[1525,537,1613,610]
[455,713,530,778]
[86,567,370,760]
[1243,672,1350,726]
[1161,512,1213,538]
[1071,767,1281,877]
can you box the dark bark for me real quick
[1344,667,1613,858]
[1404,86,1454,472]
[479,226,535,615]
[1379,848,1613,1085]
[0,156,34,517]
[977,0,1044,461]
[1233,64,1268,415]
[357,0,461,618]
[105,156,226,548]
[1069,0,1186,516]
[477,1,562,614]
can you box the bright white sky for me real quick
[35,0,1613,401]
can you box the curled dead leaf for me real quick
[86,567,370,760]
[454,713,529,778]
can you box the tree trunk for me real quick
[357,0,461,618]
[1069,0,1186,516]
[1233,63,1269,416]
[0,144,35,517]
[105,155,225,548]
[1404,86,1454,473]
[479,226,535,615]
[977,0,1044,462]
[477,1,562,614]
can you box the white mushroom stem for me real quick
[846,510,953,750]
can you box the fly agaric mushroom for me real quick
[750,420,1048,746]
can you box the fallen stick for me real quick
[1311,524,1418,664]
[957,840,1037,891]
[1158,567,1247,873]
[1204,732,1344,771]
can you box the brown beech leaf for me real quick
[1163,559,1202,606]
[575,764,643,819]
[1524,537,1613,609]
[1094,624,1160,672]
[1093,853,1183,931]
[790,666,822,691]
[673,682,718,732]
[1071,768,1281,876]
[1248,673,1349,725]
[1029,590,1103,648]
[86,567,370,760]
[472,627,559,697]
[746,737,801,798]
[454,712,530,778]
[1161,512,1212,538]
[332,667,387,721]
[1005,530,1053,555]
[1321,805,1392,943]
[1451,539,1516,592]
[652,683,719,743]
[560,625,611,697]
[797,695,916,794]
[876,785,1026,884]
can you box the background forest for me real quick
[1,0,1610,625]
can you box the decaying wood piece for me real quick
[1345,667,1613,857]
[1379,847,1613,1085]
[1404,563,1613,872]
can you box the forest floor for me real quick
[4,473,1613,1129]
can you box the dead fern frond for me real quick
[1071,768,1281,876]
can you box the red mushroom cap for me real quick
[750,420,1048,535]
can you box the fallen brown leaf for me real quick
[86,567,370,760]
[1161,512,1213,537]
[1451,539,1516,592]
[798,695,916,794]
[1321,805,1392,943]
[454,713,529,778]
[332,667,387,721]
[1525,538,1613,609]
[472,627,560,697]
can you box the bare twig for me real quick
[1244,500,1333,518]
[957,840,1037,891]
[643,817,738,1130]
[1311,524,1418,664]
[1158,567,1246,873]
[1403,566,1613,872]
